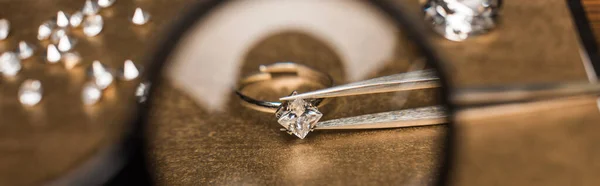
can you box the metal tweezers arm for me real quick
[284,69,600,129]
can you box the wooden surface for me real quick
[584,0,600,43]
[449,1,600,185]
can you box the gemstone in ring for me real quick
[235,62,332,139]
[275,91,323,139]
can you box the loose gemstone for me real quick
[56,11,70,27]
[275,92,322,139]
[62,52,81,69]
[131,8,150,25]
[58,35,76,52]
[38,20,56,40]
[0,19,9,40]
[17,41,34,59]
[83,15,103,37]
[19,79,43,106]
[98,0,116,8]
[0,52,21,76]
[90,60,113,89]
[50,28,68,44]
[136,81,150,103]
[46,44,61,63]
[423,0,501,41]
[120,59,140,80]
[82,82,102,105]
[82,0,100,16]
[70,11,84,27]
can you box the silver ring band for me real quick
[235,62,333,113]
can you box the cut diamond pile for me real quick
[1,0,148,107]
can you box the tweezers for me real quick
[277,69,600,130]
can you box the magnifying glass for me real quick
[142,0,453,185]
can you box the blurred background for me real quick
[0,0,599,185]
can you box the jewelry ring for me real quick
[235,62,333,139]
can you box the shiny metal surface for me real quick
[236,62,333,113]
[280,70,600,107]
[315,105,447,129]
[280,69,440,101]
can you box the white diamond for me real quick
[98,0,116,8]
[19,79,43,106]
[62,52,81,69]
[46,44,61,63]
[423,0,500,41]
[70,11,84,27]
[50,28,68,43]
[38,21,56,40]
[56,11,70,27]
[58,35,76,52]
[121,60,140,80]
[90,60,113,89]
[83,15,103,37]
[82,0,100,16]
[132,8,150,25]
[17,41,34,59]
[82,82,102,105]
[0,19,9,40]
[276,93,322,139]
[0,52,21,76]
[136,81,150,103]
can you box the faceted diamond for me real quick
[58,35,76,52]
[46,44,61,63]
[82,82,102,105]
[17,41,34,59]
[120,60,140,80]
[132,8,150,25]
[19,79,43,106]
[135,81,150,103]
[423,0,501,41]
[62,52,82,69]
[275,92,323,139]
[98,0,116,8]
[56,11,70,28]
[0,19,9,40]
[70,11,84,27]
[89,60,113,89]
[82,0,100,16]
[0,52,21,76]
[83,15,103,37]
[50,28,68,43]
[38,20,56,40]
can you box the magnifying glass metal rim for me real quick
[140,0,455,185]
